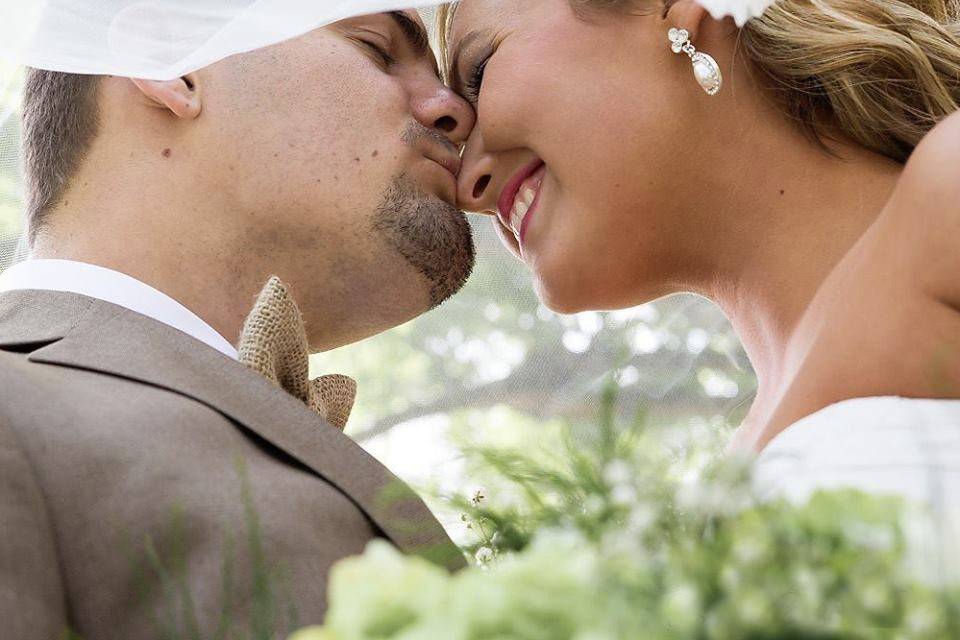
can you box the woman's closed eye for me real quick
[465,51,491,102]
[463,43,499,104]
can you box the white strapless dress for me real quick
[753,396,960,583]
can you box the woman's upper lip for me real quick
[497,158,545,229]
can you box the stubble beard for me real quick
[371,175,475,310]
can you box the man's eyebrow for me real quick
[388,11,430,57]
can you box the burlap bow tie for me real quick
[237,276,357,431]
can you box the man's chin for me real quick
[429,171,460,209]
[372,177,476,309]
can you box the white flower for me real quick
[696,0,778,26]
[734,588,774,628]
[611,484,637,507]
[584,494,606,516]
[603,460,633,486]
[859,580,893,614]
[475,546,495,566]
[660,583,702,633]
[626,504,656,535]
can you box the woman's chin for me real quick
[530,252,607,314]
[535,272,654,315]
[534,278,594,315]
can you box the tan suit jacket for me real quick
[0,289,463,640]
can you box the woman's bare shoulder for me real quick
[751,116,960,451]
[880,110,960,309]
[893,109,960,228]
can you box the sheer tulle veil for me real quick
[0,2,768,488]
[0,0,776,267]
[0,0,769,466]
[0,0,449,268]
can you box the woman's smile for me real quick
[497,159,546,247]
[447,0,682,311]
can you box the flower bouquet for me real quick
[293,386,960,640]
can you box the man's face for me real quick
[205,11,476,349]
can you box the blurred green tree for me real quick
[315,220,754,445]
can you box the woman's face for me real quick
[449,0,731,313]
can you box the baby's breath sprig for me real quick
[459,487,501,568]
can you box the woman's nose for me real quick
[411,84,476,146]
[457,130,498,214]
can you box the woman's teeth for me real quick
[509,185,537,238]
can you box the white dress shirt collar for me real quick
[0,259,239,360]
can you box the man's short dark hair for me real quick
[21,70,100,244]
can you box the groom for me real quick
[0,9,474,640]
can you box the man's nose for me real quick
[411,83,476,146]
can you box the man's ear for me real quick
[663,0,711,41]
[131,73,202,119]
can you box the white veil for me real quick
[0,0,762,536]
[0,0,446,80]
[0,0,447,270]
[0,0,774,271]
[3,0,956,595]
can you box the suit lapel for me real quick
[0,290,465,570]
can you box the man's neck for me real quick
[32,224,252,350]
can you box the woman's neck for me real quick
[697,141,902,449]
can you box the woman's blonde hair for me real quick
[437,0,960,163]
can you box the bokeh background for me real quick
[0,7,756,542]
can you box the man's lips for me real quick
[421,144,461,204]
[497,158,545,242]
[422,139,462,178]
[429,152,461,177]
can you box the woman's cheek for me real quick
[475,69,519,150]
[476,43,554,149]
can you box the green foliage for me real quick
[313,222,754,544]
[131,458,299,640]
[305,383,960,640]
[65,458,299,640]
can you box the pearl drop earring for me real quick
[668,28,723,96]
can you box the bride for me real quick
[439,0,960,539]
